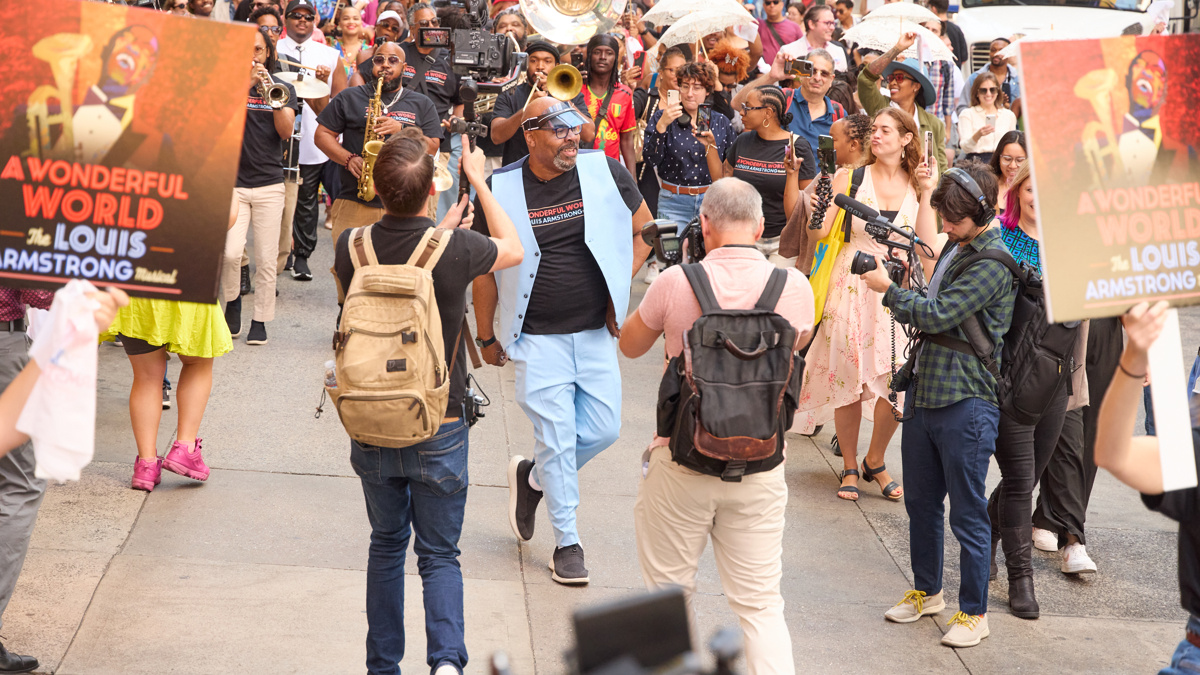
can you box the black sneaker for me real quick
[0,640,38,673]
[292,256,312,281]
[246,320,268,345]
[224,296,242,338]
[549,544,589,585]
[162,379,172,410]
[240,264,252,296]
[507,455,542,542]
[284,252,294,272]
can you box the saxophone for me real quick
[357,75,385,202]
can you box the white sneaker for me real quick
[643,261,659,285]
[434,664,459,675]
[1032,527,1059,552]
[1061,543,1098,574]
[884,590,945,623]
[941,612,989,648]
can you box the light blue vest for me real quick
[491,150,634,348]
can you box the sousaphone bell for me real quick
[519,0,627,46]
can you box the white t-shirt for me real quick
[778,36,849,72]
[276,36,341,165]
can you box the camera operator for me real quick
[619,177,814,675]
[332,129,523,675]
[859,162,1016,648]
[472,96,653,584]
[489,41,595,167]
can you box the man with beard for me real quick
[471,96,653,584]
[490,40,595,167]
[350,9,406,86]
[314,41,442,301]
[582,34,638,175]
[277,0,344,281]
[961,38,1021,117]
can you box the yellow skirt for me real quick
[100,297,233,358]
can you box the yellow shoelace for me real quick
[946,611,981,629]
[897,589,927,613]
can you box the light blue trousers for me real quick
[506,327,622,547]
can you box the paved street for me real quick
[4,237,1197,674]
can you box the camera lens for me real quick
[850,250,877,276]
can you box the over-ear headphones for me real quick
[943,167,995,227]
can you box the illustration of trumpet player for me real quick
[311,41,443,301]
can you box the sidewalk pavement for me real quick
[2,239,1191,674]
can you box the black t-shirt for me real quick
[726,131,816,238]
[237,77,300,188]
[471,155,642,334]
[333,216,498,418]
[944,21,970,68]
[491,82,589,166]
[1143,427,1200,618]
[400,42,461,152]
[316,83,443,207]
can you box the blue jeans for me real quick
[656,189,704,229]
[1160,616,1200,674]
[902,398,999,615]
[351,420,470,675]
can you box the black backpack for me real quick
[924,248,1080,426]
[656,264,804,482]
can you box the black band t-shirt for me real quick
[334,215,498,418]
[237,76,300,188]
[471,154,642,335]
[400,42,461,152]
[316,83,443,207]
[726,131,816,239]
[491,82,589,166]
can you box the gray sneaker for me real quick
[507,456,542,541]
[549,544,589,585]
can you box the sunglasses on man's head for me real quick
[373,55,402,66]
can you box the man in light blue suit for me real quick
[472,97,653,584]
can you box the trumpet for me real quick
[523,64,583,110]
[255,64,291,109]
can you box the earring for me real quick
[763,120,770,129]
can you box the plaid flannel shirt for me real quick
[924,60,954,121]
[882,227,1017,409]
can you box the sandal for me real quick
[862,460,903,501]
[831,433,842,457]
[837,468,859,501]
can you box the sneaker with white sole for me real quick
[507,456,542,541]
[941,612,989,648]
[643,261,659,285]
[1032,526,1059,552]
[549,543,589,585]
[884,590,946,623]
[1061,542,1097,574]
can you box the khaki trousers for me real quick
[277,179,299,274]
[633,446,794,675]
[329,198,384,302]
[224,184,285,321]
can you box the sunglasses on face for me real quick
[287,11,314,21]
[887,73,913,84]
[538,125,582,139]
[261,25,283,34]
[979,87,997,94]
[764,1,782,5]
[373,55,402,66]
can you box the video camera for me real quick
[417,0,524,83]
[836,194,933,288]
[640,218,706,268]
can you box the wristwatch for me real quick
[476,335,497,348]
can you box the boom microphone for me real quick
[833,193,927,247]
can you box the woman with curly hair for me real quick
[724,85,816,261]
[796,107,938,502]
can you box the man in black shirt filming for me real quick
[472,96,652,584]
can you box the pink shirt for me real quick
[638,246,815,360]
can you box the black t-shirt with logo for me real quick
[237,77,300,188]
[471,155,642,335]
[400,42,461,152]
[333,216,498,417]
[491,82,589,166]
[316,83,443,207]
[726,131,816,239]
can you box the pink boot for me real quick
[163,438,210,481]
[131,457,163,492]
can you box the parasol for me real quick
[655,9,757,50]
[842,19,954,63]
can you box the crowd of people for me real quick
[0,0,1194,674]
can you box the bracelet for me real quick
[345,152,360,167]
[1117,361,1147,379]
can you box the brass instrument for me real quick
[256,67,292,109]
[519,0,626,45]
[474,93,499,114]
[1075,69,1123,189]
[358,75,385,202]
[523,64,583,110]
[26,34,94,160]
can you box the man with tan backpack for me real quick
[329,129,522,675]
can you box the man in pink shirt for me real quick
[757,0,804,71]
[619,178,814,675]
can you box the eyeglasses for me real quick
[740,103,767,112]
[537,124,582,139]
[817,20,837,27]
[416,18,440,27]
[999,155,1025,164]
[253,45,267,53]
[679,83,707,93]
[260,25,283,34]
[810,68,833,79]
[887,72,914,84]
[372,55,402,65]
[287,11,314,22]
[979,87,997,94]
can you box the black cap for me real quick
[285,0,316,15]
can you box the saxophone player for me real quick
[313,41,442,300]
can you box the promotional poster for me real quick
[0,0,256,303]
[1022,34,1200,323]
